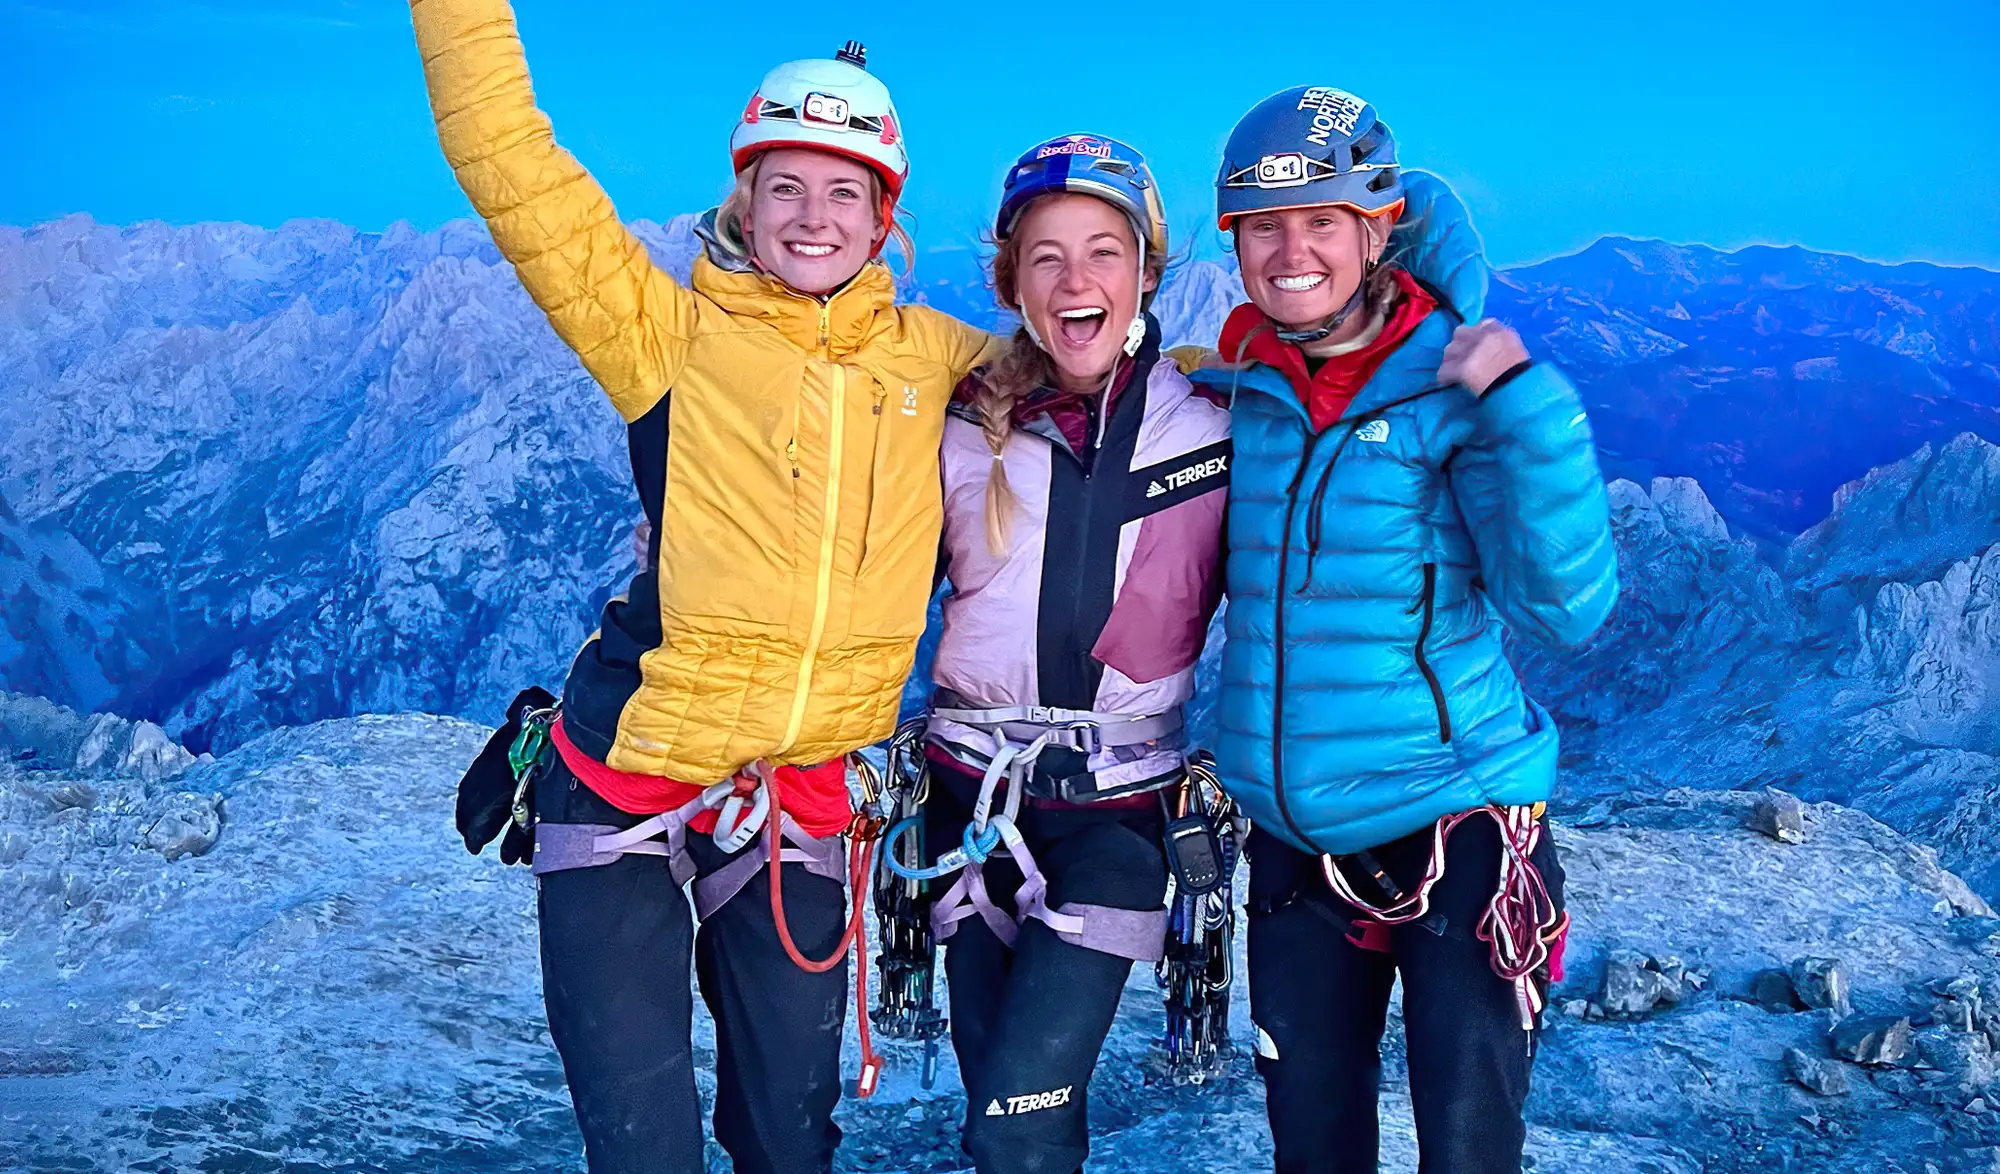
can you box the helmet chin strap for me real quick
[1274,274,1368,345]
[1019,299,1047,350]
[1121,238,1149,358]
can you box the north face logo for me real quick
[1356,419,1390,443]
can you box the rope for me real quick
[757,762,886,1096]
[1320,803,1565,1031]
[879,730,1048,882]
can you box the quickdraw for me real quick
[1320,802,1567,1033]
[868,720,948,1089]
[1155,752,1240,1086]
[505,705,559,832]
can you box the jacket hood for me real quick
[1387,169,1488,322]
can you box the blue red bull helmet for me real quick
[1215,86,1403,230]
[995,134,1170,264]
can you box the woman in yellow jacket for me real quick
[410,3,995,1171]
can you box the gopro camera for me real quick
[1256,153,1309,188]
[802,92,851,125]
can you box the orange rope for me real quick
[763,765,886,1097]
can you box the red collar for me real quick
[1218,269,1436,432]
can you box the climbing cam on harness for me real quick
[868,720,949,1088]
[1154,751,1241,1086]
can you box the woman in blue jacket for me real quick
[1193,88,1618,1172]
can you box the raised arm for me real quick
[410,0,696,420]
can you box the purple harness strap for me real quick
[691,815,847,921]
[532,796,846,922]
[934,862,1022,949]
[931,836,1166,962]
[1022,895,1167,963]
[530,791,708,885]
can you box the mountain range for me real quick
[2,211,1997,884]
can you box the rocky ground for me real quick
[6,697,2000,1173]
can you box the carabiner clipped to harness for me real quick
[880,730,1048,882]
[1320,802,1567,1034]
[1153,751,1241,1087]
[506,704,559,832]
[709,775,771,854]
[869,719,950,1089]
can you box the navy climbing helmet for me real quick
[996,133,1170,263]
[1215,86,1404,229]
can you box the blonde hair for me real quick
[973,212,1168,554]
[714,155,914,276]
[1354,211,1406,322]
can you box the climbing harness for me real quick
[1320,802,1567,1033]
[1155,752,1241,1086]
[927,701,1186,803]
[530,745,892,1098]
[884,707,1173,963]
[868,720,949,1088]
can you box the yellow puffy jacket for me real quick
[412,0,995,781]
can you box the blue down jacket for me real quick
[1193,172,1618,856]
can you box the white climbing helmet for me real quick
[730,41,909,202]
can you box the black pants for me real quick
[535,755,849,1174]
[1247,816,1565,1174]
[924,779,1168,1174]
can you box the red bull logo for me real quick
[1036,135,1114,161]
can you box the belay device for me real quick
[1155,750,1240,1085]
[870,719,948,1087]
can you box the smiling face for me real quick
[1010,193,1155,394]
[1234,205,1385,333]
[738,147,885,295]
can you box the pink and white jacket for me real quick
[926,322,1231,803]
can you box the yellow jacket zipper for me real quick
[779,303,842,754]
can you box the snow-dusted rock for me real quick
[0,691,197,779]
[3,715,1999,1172]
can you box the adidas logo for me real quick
[1356,419,1390,443]
[1157,455,1228,494]
[985,1086,1074,1116]
[1146,481,1166,498]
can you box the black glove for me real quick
[455,686,557,858]
[498,807,536,866]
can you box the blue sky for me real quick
[3,0,1997,269]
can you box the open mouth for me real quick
[786,242,838,258]
[1270,273,1327,293]
[1054,306,1107,348]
